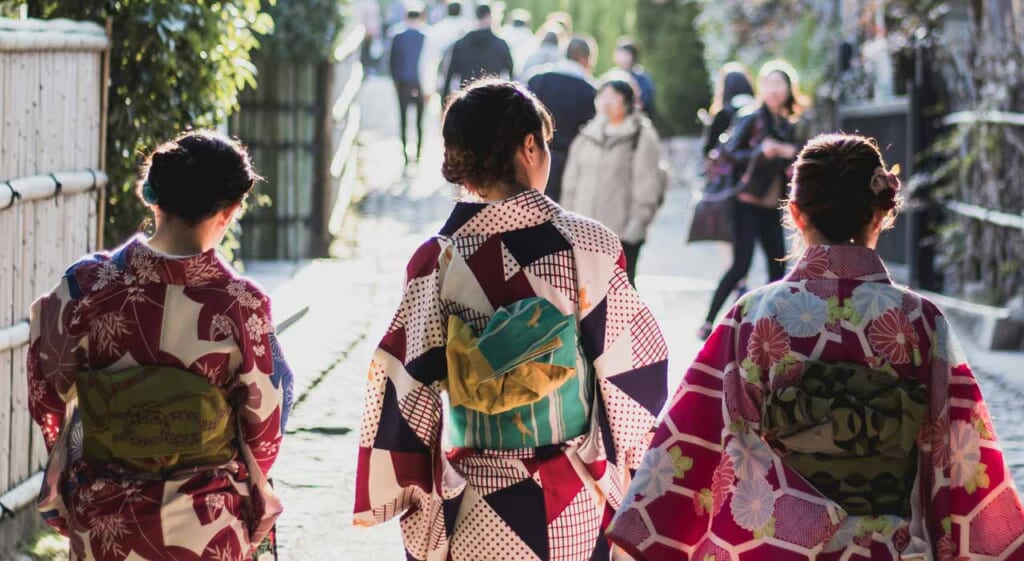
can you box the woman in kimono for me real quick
[608,133,1024,560]
[28,131,293,561]
[354,79,669,560]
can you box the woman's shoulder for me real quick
[550,210,623,259]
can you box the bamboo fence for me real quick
[232,23,365,260]
[0,17,108,521]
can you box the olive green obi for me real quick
[761,361,927,517]
[444,298,590,450]
[77,366,237,476]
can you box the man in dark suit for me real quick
[526,36,598,203]
[390,5,427,164]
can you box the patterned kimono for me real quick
[27,236,294,561]
[607,245,1024,560]
[354,189,669,560]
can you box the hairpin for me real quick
[142,180,159,205]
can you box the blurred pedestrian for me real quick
[520,27,561,79]
[353,0,384,73]
[442,4,514,100]
[561,79,668,286]
[526,35,598,203]
[613,38,656,117]
[391,5,428,164]
[355,78,668,561]
[698,60,805,340]
[28,131,293,560]
[702,62,755,158]
[419,1,469,99]
[610,133,1024,560]
[501,8,537,74]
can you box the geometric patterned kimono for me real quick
[27,235,293,561]
[354,189,669,560]
[608,245,1024,561]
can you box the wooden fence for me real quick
[232,23,364,260]
[0,18,108,537]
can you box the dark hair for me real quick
[138,130,259,225]
[616,38,638,63]
[407,8,423,20]
[447,1,462,17]
[539,30,559,46]
[442,79,553,195]
[475,3,491,20]
[788,134,902,244]
[565,35,595,65]
[601,79,635,113]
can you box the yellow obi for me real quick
[77,366,237,475]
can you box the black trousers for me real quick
[705,201,786,323]
[395,81,424,161]
[622,240,643,287]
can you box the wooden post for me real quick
[96,17,111,249]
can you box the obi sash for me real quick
[761,361,927,517]
[444,297,591,450]
[77,365,237,476]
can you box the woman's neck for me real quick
[147,220,214,256]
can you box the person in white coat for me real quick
[561,78,667,286]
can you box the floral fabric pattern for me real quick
[27,236,293,561]
[608,245,1024,561]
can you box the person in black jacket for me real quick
[526,35,598,203]
[699,60,804,339]
[390,6,427,164]
[441,4,514,101]
[702,63,755,158]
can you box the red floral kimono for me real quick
[608,245,1024,560]
[27,236,293,561]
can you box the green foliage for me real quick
[635,0,709,136]
[259,0,345,61]
[6,0,273,249]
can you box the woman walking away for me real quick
[561,78,667,287]
[354,79,669,561]
[698,60,803,340]
[609,133,1024,560]
[28,131,293,561]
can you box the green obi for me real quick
[77,366,237,475]
[761,361,927,517]
[444,298,590,450]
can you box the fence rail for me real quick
[0,17,108,546]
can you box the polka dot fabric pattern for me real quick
[608,245,1024,561]
[354,190,669,560]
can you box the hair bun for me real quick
[790,134,903,243]
[139,130,259,224]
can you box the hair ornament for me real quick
[870,163,901,195]
[142,180,159,205]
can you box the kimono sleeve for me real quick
[27,276,83,452]
[236,286,293,475]
[917,311,1024,559]
[608,302,844,561]
[354,239,446,527]
[578,238,668,477]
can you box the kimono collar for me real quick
[785,245,892,283]
[440,188,562,237]
[112,235,234,287]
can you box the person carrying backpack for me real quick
[561,77,668,286]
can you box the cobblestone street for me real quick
[268,77,1024,559]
